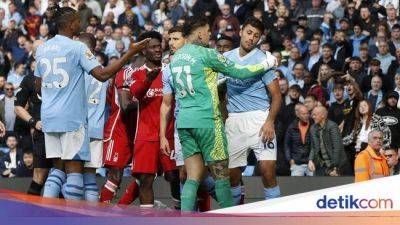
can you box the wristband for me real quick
[28,118,37,128]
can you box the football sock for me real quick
[181,179,199,212]
[43,169,66,198]
[215,179,234,208]
[63,173,84,200]
[83,172,99,202]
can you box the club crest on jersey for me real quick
[85,49,95,59]
[146,88,163,98]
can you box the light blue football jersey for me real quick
[34,35,101,132]
[162,63,179,119]
[85,74,108,139]
[223,48,277,113]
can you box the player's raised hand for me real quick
[160,136,171,156]
[129,38,151,53]
[262,51,278,70]
[145,67,161,83]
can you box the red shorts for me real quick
[103,135,133,169]
[132,140,176,174]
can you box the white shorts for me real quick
[225,110,277,169]
[44,124,90,161]
[84,139,103,168]
[174,129,184,167]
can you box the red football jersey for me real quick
[103,66,139,143]
[130,66,174,142]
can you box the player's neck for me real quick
[145,60,161,69]
[58,30,74,39]
[238,46,251,57]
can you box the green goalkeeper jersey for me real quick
[170,44,268,129]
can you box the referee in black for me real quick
[15,39,52,195]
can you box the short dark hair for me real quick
[322,43,333,50]
[216,34,234,43]
[183,16,208,36]
[333,83,344,91]
[168,26,184,35]
[242,17,264,33]
[52,6,78,28]
[138,31,162,42]
[296,25,305,31]
[78,33,96,50]
[392,24,400,31]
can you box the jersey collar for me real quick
[236,48,257,62]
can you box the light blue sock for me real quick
[231,186,241,205]
[64,173,84,200]
[202,175,216,200]
[43,169,66,198]
[83,173,99,202]
[264,185,281,200]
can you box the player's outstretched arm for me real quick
[90,38,150,82]
[205,48,277,79]
[160,93,173,156]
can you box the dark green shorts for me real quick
[178,124,228,162]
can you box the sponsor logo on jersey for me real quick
[146,88,163,98]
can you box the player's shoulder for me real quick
[116,64,145,85]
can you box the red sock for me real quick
[118,180,139,205]
[99,180,118,203]
[197,190,211,212]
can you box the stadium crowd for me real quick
[0,0,399,210]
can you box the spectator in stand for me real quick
[293,26,310,57]
[302,71,314,97]
[37,24,50,41]
[354,130,389,182]
[287,46,303,72]
[10,35,28,65]
[376,41,396,75]
[361,59,392,94]
[103,12,117,29]
[24,6,41,40]
[308,63,330,106]
[343,100,373,174]
[311,43,340,78]
[16,151,34,177]
[304,38,322,72]
[343,57,367,85]
[358,4,377,37]
[366,75,384,112]
[118,1,139,28]
[270,16,293,51]
[304,94,319,114]
[233,0,251,25]
[288,0,304,24]
[373,91,400,149]
[279,77,289,104]
[333,29,353,69]
[77,0,93,31]
[305,0,325,32]
[212,4,240,36]
[328,83,346,125]
[386,4,400,30]
[282,84,303,130]
[285,104,314,176]
[102,0,125,25]
[309,106,348,176]
[7,63,25,91]
[331,0,347,20]
[0,135,20,178]
[273,51,291,81]
[394,73,400,109]
[86,0,103,18]
[289,62,305,88]
[1,82,15,132]
[192,0,221,25]
[0,77,5,97]
[385,148,399,175]
[350,24,369,56]
[344,2,359,26]
[152,0,168,28]
[339,18,352,37]
[168,0,185,25]
[6,3,22,26]
[359,45,372,69]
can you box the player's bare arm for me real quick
[90,39,151,82]
[160,93,173,156]
[259,79,281,143]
